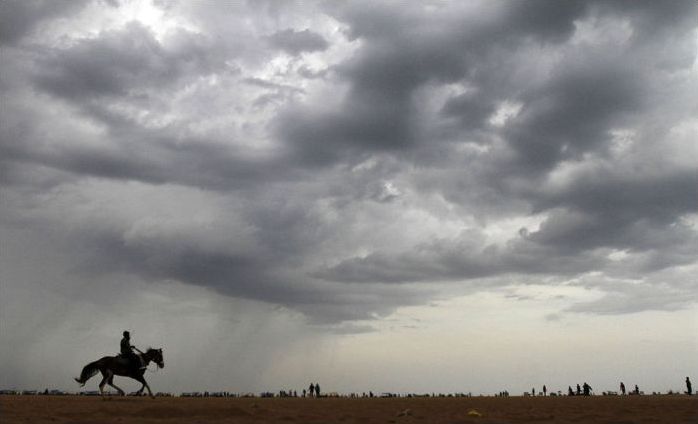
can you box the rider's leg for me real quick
[130,353,146,369]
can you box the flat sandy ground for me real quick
[2,395,697,424]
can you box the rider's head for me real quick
[123,330,130,338]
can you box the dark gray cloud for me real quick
[1,0,697,330]
[316,229,610,284]
[1,22,288,191]
[276,0,698,314]
[275,0,650,167]
[502,60,642,174]
[33,21,223,100]
[0,0,89,45]
[65,223,430,323]
[440,90,497,132]
[528,170,698,252]
[267,28,329,55]
[0,123,287,191]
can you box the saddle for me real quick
[117,353,146,370]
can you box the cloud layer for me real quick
[2,0,697,331]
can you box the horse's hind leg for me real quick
[107,375,125,396]
[98,372,109,396]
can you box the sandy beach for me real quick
[2,395,696,424]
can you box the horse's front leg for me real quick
[134,375,154,399]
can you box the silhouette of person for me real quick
[634,385,639,395]
[309,383,315,397]
[315,383,321,397]
[120,331,132,355]
[568,386,574,396]
[686,377,692,395]
[620,382,625,395]
[583,382,592,396]
[532,387,535,396]
[120,331,144,369]
[543,385,547,396]
[576,384,581,395]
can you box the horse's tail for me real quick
[74,359,103,386]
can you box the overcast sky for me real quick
[1,0,697,395]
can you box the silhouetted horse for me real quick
[74,348,164,397]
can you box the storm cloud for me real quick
[1,0,697,340]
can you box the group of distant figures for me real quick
[613,378,693,396]
[274,383,322,398]
[566,383,593,396]
[618,382,640,396]
[524,378,693,397]
[305,382,321,397]
[280,378,692,399]
[520,383,592,397]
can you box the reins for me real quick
[142,350,162,373]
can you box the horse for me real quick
[74,348,164,398]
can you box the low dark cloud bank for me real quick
[1,0,697,325]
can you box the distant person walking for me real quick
[686,377,692,395]
[315,383,321,397]
[634,385,639,395]
[620,382,625,395]
[309,383,315,397]
[568,386,574,396]
[532,387,535,396]
[576,384,581,396]
[583,382,592,396]
[543,385,547,396]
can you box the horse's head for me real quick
[147,348,164,368]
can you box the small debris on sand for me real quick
[397,408,412,417]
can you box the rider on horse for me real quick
[120,331,145,369]
[75,340,164,397]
